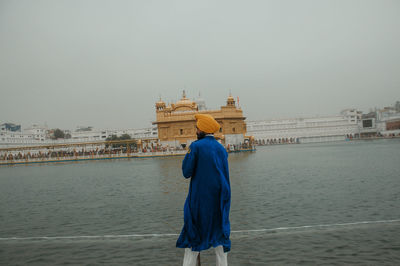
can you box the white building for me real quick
[0,124,49,147]
[247,110,360,144]
[357,103,400,137]
[377,107,400,136]
[24,124,48,141]
[69,126,158,142]
[70,128,109,142]
[0,123,159,148]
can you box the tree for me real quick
[53,128,65,139]
[106,135,119,141]
[120,134,131,140]
[106,134,131,141]
[105,134,136,149]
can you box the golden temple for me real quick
[153,91,248,147]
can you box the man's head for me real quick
[196,127,207,140]
[194,114,220,140]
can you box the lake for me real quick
[1,139,399,265]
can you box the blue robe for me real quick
[176,136,231,252]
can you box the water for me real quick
[1,139,399,265]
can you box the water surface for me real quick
[1,139,399,265]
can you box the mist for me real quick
[1,0,399,130]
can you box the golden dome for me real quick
[226,93,235,107]
[176,97,193,107]
[174,90,197,110]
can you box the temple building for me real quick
[153,91,247,147]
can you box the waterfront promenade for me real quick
[1,135,398,166]
[0,150,188,166]
[0,140,256,166]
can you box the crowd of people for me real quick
[0,145,186,162]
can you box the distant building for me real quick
[0,123,21,132]
[357,102,400,137]
[2,101,399,149]
[75,126,93,132]
[395,101,400,112]
[153,91,247,147]
[359,111,378,137]
[23,124,48,141]
[247,110,360,144]
[70,127,107,141]
[376,103,400,136]
[0,124,48,147]
[247,101,400,144]
[69,126,158,142]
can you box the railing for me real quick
[0,150,188,165]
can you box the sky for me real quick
[1,0,399,130]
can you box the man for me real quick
[176,114,231,266]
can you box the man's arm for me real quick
[182,143,197,178]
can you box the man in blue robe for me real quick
[176,114,231,266]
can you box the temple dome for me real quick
[174,90,197,110]
[226,94,236,107]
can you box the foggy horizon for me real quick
[1,0,399,130]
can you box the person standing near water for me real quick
[176,114,231,266]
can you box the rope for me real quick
[1,219,399,241]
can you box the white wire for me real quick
[231,219,400,233]
[1,219,399,241]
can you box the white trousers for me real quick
[183,245,228,266]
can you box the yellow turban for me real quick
[195,114,221,134]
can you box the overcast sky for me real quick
[1,0,399,130]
